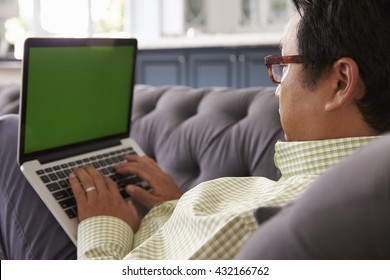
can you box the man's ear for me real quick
[325,58,362,111]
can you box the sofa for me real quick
[1,83,389,259]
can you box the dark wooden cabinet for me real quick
[136,45,279,88]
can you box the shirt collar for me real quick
[274,136,377,179]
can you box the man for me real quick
[0,0,388,259]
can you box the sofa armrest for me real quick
[131,85,284,192]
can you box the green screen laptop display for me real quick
[23,42,135,155]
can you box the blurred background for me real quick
[0,0,292,59]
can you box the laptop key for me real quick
[63,169,72,176]
[40,175,50,183]
[58,180,69,188]
[59,197,76,209]
[111,157,120,163]
[65,209,77,219]
[48,173,58,181]
[36,170,45,175]
[52,190,69,200]
[56,171,66,179]
[116,155,124,162]
[44,167,53,173]
[46,182,61,192]
[101,168,110,175]
[66,187,73,196]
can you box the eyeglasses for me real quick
[264,55,304,84]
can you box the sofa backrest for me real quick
[131,85,284,192]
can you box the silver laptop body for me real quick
[17,37,145,244]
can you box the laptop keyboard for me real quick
[35,147,151,219]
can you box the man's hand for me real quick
[115,155,183,210]
[69,165,140,232]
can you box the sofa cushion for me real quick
[236,134,390,259]
[131,85,283,191]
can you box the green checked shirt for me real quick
[77,136,376,260]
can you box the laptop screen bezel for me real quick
[18,37,138,165]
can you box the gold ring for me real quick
[85,186,97,193]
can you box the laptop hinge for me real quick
[37,139,122,165]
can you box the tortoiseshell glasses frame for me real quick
[264,55,304,84]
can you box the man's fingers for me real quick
[69,172,87,204]
[126,200,139,217]
[103,176,121,196]
[84,165,107,193]
[73,167,95,190]
[116,156,166,190]
[126,185,157,210]
[116,165,157,188]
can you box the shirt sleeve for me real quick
[77,216,134,260]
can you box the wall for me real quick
[0,61,21,85]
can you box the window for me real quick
[0,0,291,59]
[186,0,291,34]
[2,0,126,59]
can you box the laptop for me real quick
[17,37,148,245]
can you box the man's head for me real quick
[270,0,390,141]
